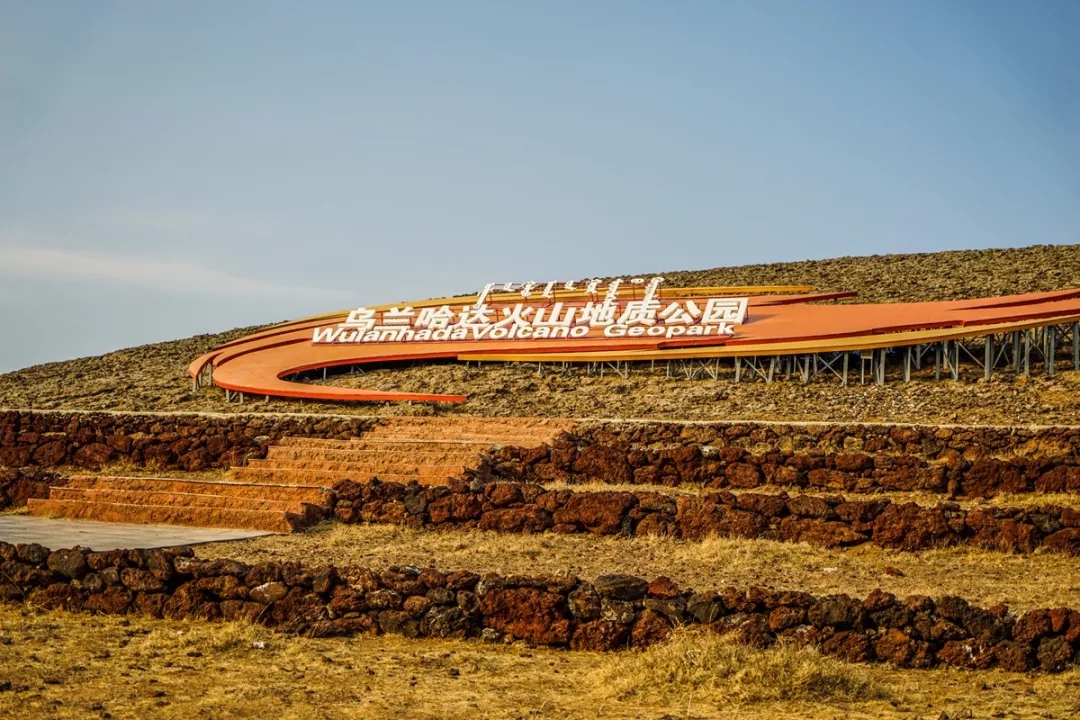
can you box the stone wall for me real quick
[493,421,1080,497]
[2,541,1076,672]
[0,467,67,512]
[0,410,375,472]
[333,479,1080,555]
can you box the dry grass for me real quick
[4,603,1080,720]
[589,628,886,706]
[199,523,1080,611]
[543,482,1080,509]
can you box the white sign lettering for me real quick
[313,277,748,345]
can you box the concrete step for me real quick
[64,475,334,503]
[26,498,305,533]
[229,466,451,486]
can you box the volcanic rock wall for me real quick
[491,421,1080,497]
[0,411,375,472]
[332,479,1080,554]
[2,541,1077,672]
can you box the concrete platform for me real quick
[0,515,270,552]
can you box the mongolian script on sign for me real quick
[312,277,748,345]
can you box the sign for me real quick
[312,277,749,345]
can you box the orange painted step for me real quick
[247,459,470,475]
[228,466,452,486]
[26,498,303,533]
[47,487,319,516]
[64,476,334,504]
[275,436,501,447]
[265,446,481,463]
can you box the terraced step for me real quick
[26,498,305,533]
[229,466,450,486]
[247,458,471,475]
[276,437,497,450]
[265,446,481,464]
[64,475,334,504]
[47,486,320,515]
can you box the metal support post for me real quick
[734,356,742,382]
[1013,331,1021,372]
[842,352,848,386]
[877,349,886,385]
[984,335,992,381]
[1074,321,1080,372]
[1023,331,1031,376]
[1048,328,1056,377]
[952,341,960,381]
[767,357,776,383]
[935,343,942,380]
[904,346,911,382]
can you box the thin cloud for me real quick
[0,245,347,300]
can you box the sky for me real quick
[1,1,1078,371]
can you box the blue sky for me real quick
[1,1,1078,371]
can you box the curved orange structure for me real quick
[190,284,1080,403]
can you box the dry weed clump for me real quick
[589,628,888,706]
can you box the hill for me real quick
[3,244,1080,424]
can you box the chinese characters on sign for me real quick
[312,277,748,345]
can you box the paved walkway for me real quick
[0,515,269,551]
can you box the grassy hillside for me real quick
[3,244,1080,423]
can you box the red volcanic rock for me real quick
[768,606,806,632]
[807,469,853,491]
[133,592,168,618]
[1042,528,1080,554]
[822,631,873,663]
[478,508,553,533]
[725,463,762,488]
[994,641,1035,672]
[85,586,133,615]
[120,568,166,593]
[571,445,633,484]
[1012,610,1052,643]
[1037,637,1073,673]
[631,609,671,647]
[552,492,636,535]
[32,441,67,467]
[634,513,677,537]
[72,443,113,469]
[647,576,681,600]
[779,518,867,548]
[427,494,483,524]
[479,587,571,645]
[485,482,524,507]
[733,492,787,518]
[872,503,959,550]
[808,595,863,629]
[570,620,629,651]
[962,459,1029,497]
[162,582,209,619]
[833,453,874,472]
[1035,466,1080,493]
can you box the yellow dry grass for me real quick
[543,482,1080,509]
[200,522,1080,611]
[3,603,1080,720]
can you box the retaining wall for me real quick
[492,421,1080,497]
[333,479,1080,555]
[2,542,1077,672]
